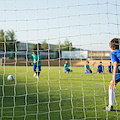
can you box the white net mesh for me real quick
[0,0,120,120]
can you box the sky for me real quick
[0,0,120,51]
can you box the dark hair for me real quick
[109,38,120,49]
[33,48,37,54]
[86,60,89,63]
[100,61,102,63]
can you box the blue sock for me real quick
[38,72,40,76]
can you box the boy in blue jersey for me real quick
[104,38,120,111]
[97,61,104,73]
[64,61,72,73]
[106,62,113,73]
[31,49,41,79]
[84,61,92,73]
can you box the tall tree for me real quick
[64,39,73,51]
[56,41,64,51]
[41,40,48,50]
[56,38,74,51]
[0,29,6,50]
[6,30,19,51]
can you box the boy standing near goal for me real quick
[104,38,120,111]
[31,49,41,79]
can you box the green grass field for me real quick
[0,66,120,120]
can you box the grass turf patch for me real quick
[0,66,120,120]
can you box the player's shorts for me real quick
[85,70,92,73]
[108,70,112,73]
[116,78,120,83]
[111,78,120,84]
[33,64,41,71]
[65,69,72,73]
[97,70,103,73]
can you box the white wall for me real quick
[61,51,88,59]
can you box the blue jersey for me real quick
[108,65,113,72]
[98,65,104,72]
[110,49,120,80]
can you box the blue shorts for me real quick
[65,69,72,73]
[85,70,92,73]
[33,64,41,72]
[97,70,103,73]
[116,78,120,83]
[108,70,112,73]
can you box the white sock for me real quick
[109,86,115,107]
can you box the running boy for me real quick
[97,61,104,73]
[31,49,41,79]
[104,38,120,111]
[84,61,92,73]
[106,62,113,73]
[64,61,72,73]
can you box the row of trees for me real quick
[31,40,48,51]
[31,39,75,51]
[56,39,74,51]
[0,29,75,51]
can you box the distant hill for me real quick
[17,43,33,51]
[17,42,87,52]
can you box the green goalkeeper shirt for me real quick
[32,53,41,66]
[84,64,90,70]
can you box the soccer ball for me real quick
[7,75,14,81]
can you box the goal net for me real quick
[0,0,120,120]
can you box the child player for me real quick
[106,62,113,73]
[64,61,72,73]
[84,61,92,73]
[97,61,104,73]
[104,38,120,111]
[31,49,41,79]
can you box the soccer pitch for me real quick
[0,66,120,120]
